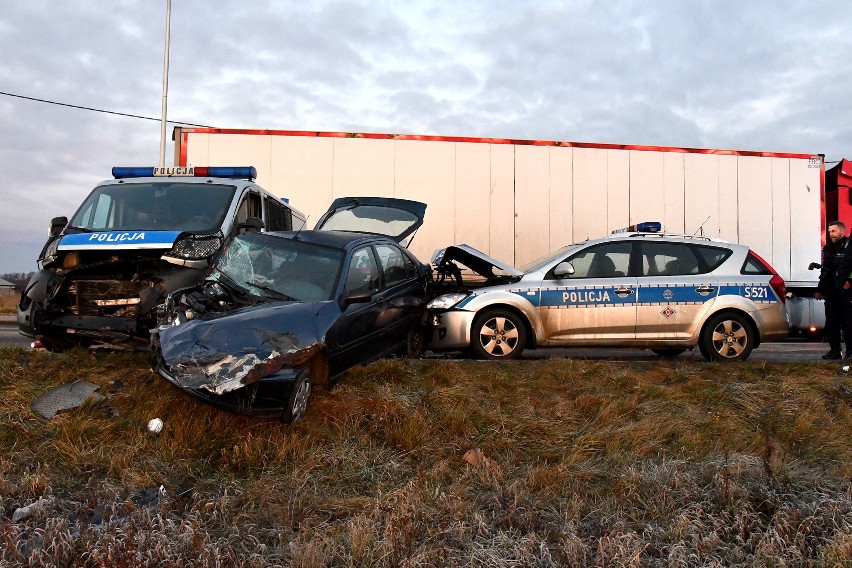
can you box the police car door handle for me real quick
[614,286,634,297]
[695,285,716,295]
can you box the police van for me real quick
[427,222,789,361]
[18,166,306,350]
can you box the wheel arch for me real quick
[700,307,761,348]
[474,303,537,350]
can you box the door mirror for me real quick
[49,216,68,237]
[342,291,372,307]
[553,261,574,279]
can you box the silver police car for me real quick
[427,223,788,361]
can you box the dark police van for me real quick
[18,166,306,350]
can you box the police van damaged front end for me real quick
[18,225,221,351]
[15,166,271,351]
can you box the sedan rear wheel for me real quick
[700,313,754,361]
[471,308,527,360]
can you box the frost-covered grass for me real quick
[1,348,851,566]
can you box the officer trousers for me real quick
[823,288,852,352]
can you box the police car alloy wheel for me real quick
[472,308,527,360]
[700,312,754,361]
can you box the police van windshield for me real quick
[69,182,236,233]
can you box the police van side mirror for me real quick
[553,262,574,279]
[49,216,68,238]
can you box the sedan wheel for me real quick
[281,368,312,424]
[700,313,754,361]
[472,309,527,360]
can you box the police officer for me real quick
[809,221,852,359]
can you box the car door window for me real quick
[563,242,632,278]
[375,243,416,288]
[237,192,262,225]
[641,242,703,276]
[264,197,294,231]
[344,247,381,296]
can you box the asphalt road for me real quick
[0,317,836,363]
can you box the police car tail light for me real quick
[750,250,786,303]
[112,166,257,180]
[769,275,786,303]
[166,232,223,260]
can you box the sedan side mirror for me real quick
[342,291,372,307]
[553,261,575,279]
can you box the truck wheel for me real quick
[471,308,526,360]
[700,313,754,361]
[281,368,312,424]
[651,348,686,357]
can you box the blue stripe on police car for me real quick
[58,231,182,250]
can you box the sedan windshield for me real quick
[70,182,236,233]
[213,232,344,302]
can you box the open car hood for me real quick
[314,197,427,244]
[432,244,524,278]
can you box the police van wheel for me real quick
[651,348,686,357]
[700,313,754,362]
[471,308,526,360]
[281,368,312,424]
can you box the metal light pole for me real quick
[158,0,172,168]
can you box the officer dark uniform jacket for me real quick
[818,235,852,357]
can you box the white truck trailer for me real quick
[173,127,832,332]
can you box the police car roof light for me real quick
[611,221,662,234]
[111,166,257,180]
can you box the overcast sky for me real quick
[1,1,850,273]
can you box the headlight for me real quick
[427,292,469,310]
[166,232,223,260]
[40,238,60,266]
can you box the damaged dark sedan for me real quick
[151,198,429,422]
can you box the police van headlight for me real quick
[40,238,61,266]
[165,232,223,260]
[427,292,469,310]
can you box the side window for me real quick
[564,242,632,278]
[236,192,262,225]
[640,242,703,276]
[693,245,731,271]
[741,252,772,275]
[375,243,416,288]
[265,197,294,231]
[344,246,381,296]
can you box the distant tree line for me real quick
[1,272,34,292]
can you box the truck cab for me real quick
[18,166,306,350]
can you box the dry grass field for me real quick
[1,347,851,566]
[0,294,17,314]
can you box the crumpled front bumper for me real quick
[155,362,302,417]
[427,310,475,351]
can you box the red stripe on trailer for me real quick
[174,127,817,160]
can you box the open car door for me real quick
[314,197,427,246]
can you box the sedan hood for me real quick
[432,244,524,278]
[157,301,339,394]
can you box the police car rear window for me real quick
[741,252,772,275]
[692,245,732,271]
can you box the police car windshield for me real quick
[212,232,344,302]
[519,244,583,273]
[69,182,236,233]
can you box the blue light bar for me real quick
[611,221,662,234]
[112,166,257,180]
